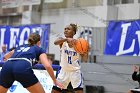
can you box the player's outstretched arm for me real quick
[3,50,14,62]
[39,53,64,89]
[80,52,88,63]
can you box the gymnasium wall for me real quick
[41,4,140,59]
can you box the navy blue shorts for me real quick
[0,60,38,88]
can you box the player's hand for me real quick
[54,80,64,90]
[66,38,77,46]
[79,45,90,55]
[66,38,74,43]
[133,65,139,72]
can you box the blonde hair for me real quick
[28,33,40,46]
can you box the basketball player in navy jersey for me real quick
[51,24,89,93]
[0,33,63,93]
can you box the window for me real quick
[0,16,8,25]
[9,15,22,26]
[121,0,134,4]
[3,8,17,14]
[108,0,134,5]
[23,5,29,11]
[0,15,22,26]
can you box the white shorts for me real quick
[57,68,83,89]
[130,88,140,92]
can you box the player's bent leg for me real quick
[128,90,132,93]
[51,86,62,93]
[74,87,83,93]
[51,89,61,93]
[26,82,45,93]
[0,85,8,93]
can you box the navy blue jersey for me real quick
[10,44,46,66]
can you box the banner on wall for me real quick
[0,67,55,93]
[0,24,50,52]
[104,20,140,56]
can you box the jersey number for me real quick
[17,47,30,52]
[68,56,72,64]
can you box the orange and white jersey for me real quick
[60,42,81,71]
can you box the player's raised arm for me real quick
[54,37,67,45]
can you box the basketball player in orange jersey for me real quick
[51,24,89,93]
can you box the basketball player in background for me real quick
[128,65,140,93]
[0,44,8,62]
[0,33,63,93]
[51,24,89,93]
